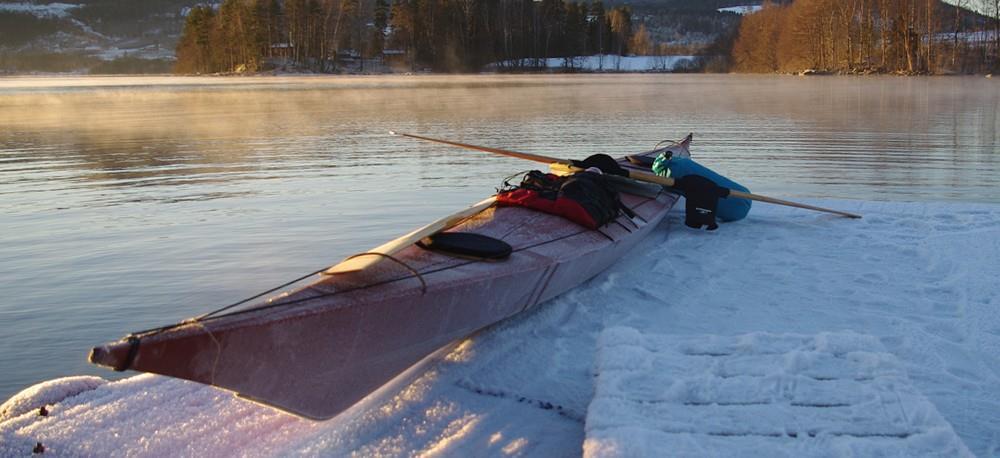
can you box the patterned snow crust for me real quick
[585,329,973,457]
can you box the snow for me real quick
[493,55,698,72]
[0,376,105,423]
[0,2,79,19]
[2,199,1000,456]
[95,45,175,62]
[718,5,764,15]
[934,30,1000,44]
[584,329,973,457]
[180,3,221,17]
[943,0,999,17]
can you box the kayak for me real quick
[88,136,689,420]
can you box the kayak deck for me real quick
[90,139,687,420]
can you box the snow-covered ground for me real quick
[717,5,763,15]
[0,1,177,64]
[585,329,972,457]
[934,30,1000,44]
[0,2,78,19]
[2,199,999,456]
[94,44,175,62]
[493,55,698,72]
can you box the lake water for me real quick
[1,74,997,402]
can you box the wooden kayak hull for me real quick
[89,140,687,420]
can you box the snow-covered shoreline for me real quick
[490,55,699,73]
[3,199,999,456]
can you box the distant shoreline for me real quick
[2,52,995,78]
[1,67,995,78]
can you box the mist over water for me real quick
[0,74,997,401]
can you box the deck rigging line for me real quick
[125,187,661,340]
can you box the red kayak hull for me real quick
[90,140,686,420]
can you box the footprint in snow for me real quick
[923,321,967,344]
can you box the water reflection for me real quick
[3,75,996,207]
[0,74,997,401]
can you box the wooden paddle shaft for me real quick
[393,132,567,164]
[727,191,861,219]
[394,131,862,220]
[626,169,863,219]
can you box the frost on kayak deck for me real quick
[584,328,973,457]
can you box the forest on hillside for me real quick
[731,0,999,74]
[0,0,756,74]
[177,0,998,75]
[175,0,666,73]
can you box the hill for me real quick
[1,0,759,74]
[0,0,195,73]
[1,0,991,74]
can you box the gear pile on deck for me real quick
[496,169,634,230]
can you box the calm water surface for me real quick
[1,74,997,401]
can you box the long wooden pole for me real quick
[393,132,862,219]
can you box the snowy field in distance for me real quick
[0,2,79,18]
[2,199,999,456]
[718,5,764,15]
[492,55,698,72]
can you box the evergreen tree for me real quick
[175,6,216,74]
[564,2,589,60]
[588,1,608,56]
[369,0,390,59]
[540,0,566,59]
[389,0,416,68]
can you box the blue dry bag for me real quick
[652,154,751,222]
